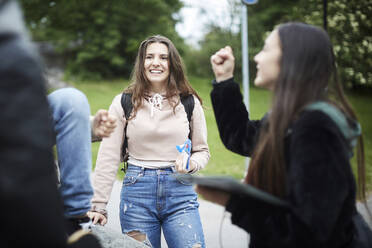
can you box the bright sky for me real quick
[176,0,238,48]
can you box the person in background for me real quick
[49,87,116,235]
[0,0,115,246]
[89,35,210,248]
[197,22,369,247]
[0,0,67,246]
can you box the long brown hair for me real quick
[124,35,202,118]
[246,23,367,203]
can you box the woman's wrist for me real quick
[90,206,108,218]
[215,74,234,83]
[187,160,199,174]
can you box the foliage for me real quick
[184,25,242,82]
[182,0,243,82]
[183,0,302,85]
[20,0,185,80]
[185,0,371,90]
[294,0,372,89]
[20,0,371,88]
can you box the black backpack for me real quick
[120,93,195,172]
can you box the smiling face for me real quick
[144,42,170,90]
[253,30,282,90]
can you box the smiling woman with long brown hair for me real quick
[198,22,371,247]
[88,35,209,248]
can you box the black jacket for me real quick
[0,2,66,247]
[211,79,357,248]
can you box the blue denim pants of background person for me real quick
[120,164,205,248]
[48,88,94,218]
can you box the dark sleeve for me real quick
[210,78,262,156]
[226,111,353,246]
[0,39,67,247]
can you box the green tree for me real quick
[184,25,242,82]
[190,0,371,90]
[295,0,372,89]
[184,0,300,84]
[20,0,185,79]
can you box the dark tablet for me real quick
[176,174,289,208]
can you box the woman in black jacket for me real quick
[197,22,370,247]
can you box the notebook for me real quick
[176,174,289,208]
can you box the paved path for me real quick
[105,180,249,248]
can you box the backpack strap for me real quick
[180,94,194,123]
[304,101,361,157]
[121,93,133,120]
[120,93,133,172]
[180,94,195,140]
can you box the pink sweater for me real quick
[91,93,210,210]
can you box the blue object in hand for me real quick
[176,139,192,170]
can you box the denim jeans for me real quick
[48,88,93,218]
[120,165,205,248]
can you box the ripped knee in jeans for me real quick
[126,230,153,247]
[125,230,152,248]
[127,230,147,242]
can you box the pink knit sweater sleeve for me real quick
[91,94,125,211]
[189,96,210,171]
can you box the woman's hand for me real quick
[210,46,235,83]
[195,185,231,207]
[87,211,107,226]
[175,152,196,174]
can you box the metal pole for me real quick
[241,4,250,171]
[241,5,249,110]
[323,0,327,31]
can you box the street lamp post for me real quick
[323,0,327,31]
[241,4,249,110]
[241,0,258,172]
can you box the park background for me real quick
[20,0,372,193]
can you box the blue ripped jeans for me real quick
[48,88,93,218]
[120,165,205,248]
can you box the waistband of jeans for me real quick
[127,164,175,173]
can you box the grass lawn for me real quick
[68,77,372,191]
